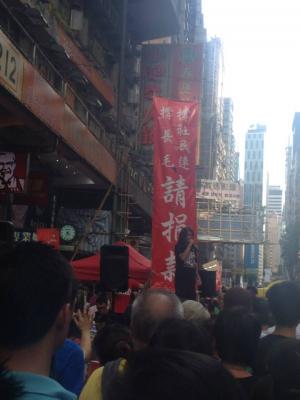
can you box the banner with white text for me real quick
[151,96,198,289]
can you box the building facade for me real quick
[265,213,282,275]
[267,185,282,216]
[281,113,300,278]
[243,124,266,284]
[199,37,224,180]
[244,124,265,209]
[265,185,282,275]
[233,152,240,181]
[285,114,300,227]
[222,98,238,181]
[0,0,183,255]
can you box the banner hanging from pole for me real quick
[151,96,198,290]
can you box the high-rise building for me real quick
[282,114,300,278]
[243,124,266,284]
[222,98,237,181]
[265,213,282,275]
[265,184,282,276]
[233,152,240,181]
[286,113,300,225]
[244,124,266,209]
[266,186,282,216]
[200,37,224,180]
[181,0,206,44]
[284,145,293,226]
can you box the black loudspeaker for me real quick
[99,245,129,292]
[199,270,216,298]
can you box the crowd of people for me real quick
[1,242,300,399]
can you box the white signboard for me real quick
[0,29,23,98]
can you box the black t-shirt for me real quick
[254,334,288,377]
[249,375,274,400]
[94,311,123,330]
[237,376,260,399]
[175,243,198,300]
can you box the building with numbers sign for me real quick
[0,0,186,257]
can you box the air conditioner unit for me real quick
[133,57,141,76]
[128,85,140,104]
[70,8,83,31]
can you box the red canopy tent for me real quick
[71,241,151,288]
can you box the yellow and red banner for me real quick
[151,96,198,289]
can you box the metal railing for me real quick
[0,2,152,207]
[197,200,264,244]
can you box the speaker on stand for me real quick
[199,269,217,298]
[99,245,129,293]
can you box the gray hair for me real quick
[131,288,183,345]
[182,300,210,322]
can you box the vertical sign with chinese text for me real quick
[151,96,198,289]
[140,44,202,146]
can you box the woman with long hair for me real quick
[175,227,199,301]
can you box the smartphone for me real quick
[75,289,86,312]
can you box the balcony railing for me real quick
[0,7,152,206]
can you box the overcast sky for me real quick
[202,0,300,188]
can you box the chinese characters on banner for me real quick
[140,44,202,145]
[151,96,199,290]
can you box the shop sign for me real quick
[37,228,60,250]
[0,152,29,193]
[0,29,23,98]
[14,231,37,242]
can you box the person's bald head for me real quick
[131,289,183,349]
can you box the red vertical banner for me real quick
[151,96,199,290]
[140,44,203,146]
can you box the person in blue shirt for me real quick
[0,242,78,400]
[52,338,85,396]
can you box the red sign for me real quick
[37,228,60,250]
[171,45,203,102]
[13,172,49,206]
[216,261,222,293]
[140,44,202,145]
[151,96,199,289]
[0,152,29,193]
